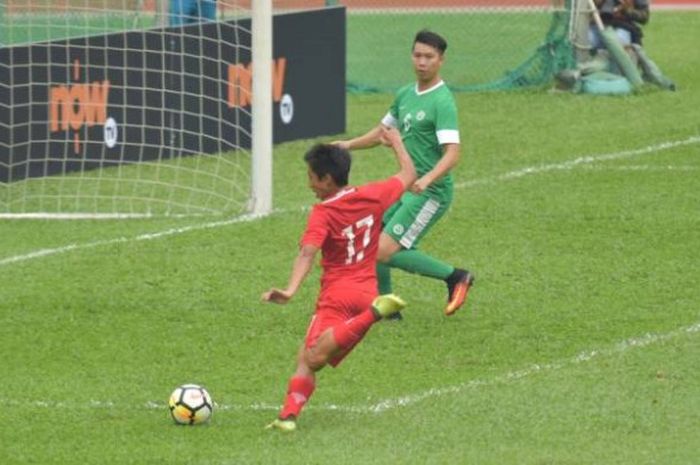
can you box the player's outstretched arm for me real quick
[261,244,318,305]
[333,125,384,151]
[380,126,416,190]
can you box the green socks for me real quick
[377,249,455,294]
[377,262,393,294]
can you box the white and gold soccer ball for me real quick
[168,384,213,425]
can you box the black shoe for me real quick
[445,269,475,316]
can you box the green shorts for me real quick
[383,190,451,249]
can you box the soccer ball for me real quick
[168,384,213,425]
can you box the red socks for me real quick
[278,310,378,420]
[332,309,377,349]
[280,376,316,420]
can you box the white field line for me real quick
[0,213,265,267]
[5,320,699,415]
[1,135,698,269]
[581,164,700,172]
[454,135,700,190]
[358,321,700,414]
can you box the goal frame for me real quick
[251,0,273,217]
[0,0,273,220]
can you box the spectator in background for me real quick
[170,0,216,26]
[558,0,675,91]
[589,0,649,50]
[591,0,675,90]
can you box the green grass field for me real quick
[347,10,559,91]
[1,11,700,465]
[0,13,158,45]
[1,7,562,91]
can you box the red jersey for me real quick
[301,176,404,293]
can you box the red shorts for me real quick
[304,287,375,367]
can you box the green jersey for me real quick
[382,80,460,197]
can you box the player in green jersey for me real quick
[334,30,474,318]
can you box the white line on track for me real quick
[2,136,697,269]
[5,320,699,414]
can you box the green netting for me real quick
[340,1,575,93]
[1,1,575,92]
[457,7,576,92]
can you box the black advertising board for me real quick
[0,7,346,182]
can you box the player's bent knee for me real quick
[377,233,402,263]
[303,347,329,371]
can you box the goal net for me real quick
[0,0,272,218]
[1,1,576,218]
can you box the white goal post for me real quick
[0,0,273,219]
[251,0,272,217]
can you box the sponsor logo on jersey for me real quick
[402,113,412,132]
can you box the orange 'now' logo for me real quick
[228,57,286,108]
[48,59,110,154]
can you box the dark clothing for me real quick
[597,0,650,45]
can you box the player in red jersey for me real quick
[262,127,416,432]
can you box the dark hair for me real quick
[304,144,351,187]
[413,29,447,54]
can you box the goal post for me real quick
[0,1,350,220]
[0,0,267,219]
[0,1,584,219]
[251,0,273,217]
